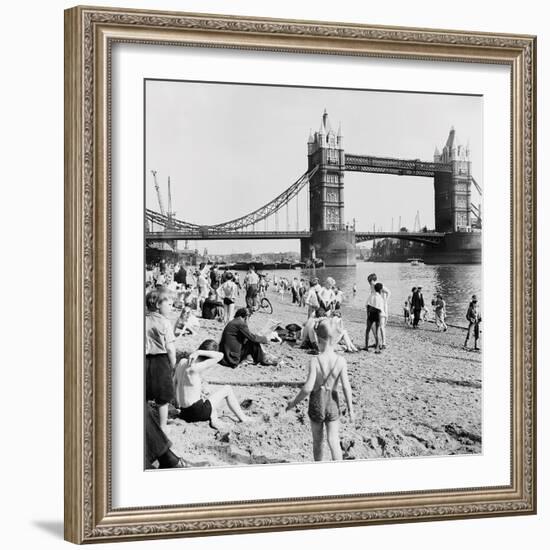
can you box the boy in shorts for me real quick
[145,289,177,434]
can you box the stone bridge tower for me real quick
[433,127,472,232]
[301,109,356,266]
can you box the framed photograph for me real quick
[64,5,537,544]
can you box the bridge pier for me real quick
[423,231,482,264]
[301,230,356,267]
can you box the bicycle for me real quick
[250,295,273,315]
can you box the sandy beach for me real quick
[165,289,482,468]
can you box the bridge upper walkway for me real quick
[344,154,452,177]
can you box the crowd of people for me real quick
[144,259,481,468]
[402,286,481,349]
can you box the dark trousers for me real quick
[291,288,298,303]
[145,354,175,405]
[413,308,422,327]
[246,284,258,309]
[145,403,171,468]
[240,340,266,366]
[465,321,480,342]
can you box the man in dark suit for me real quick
[219,308,277,368]
[411,286,425,328]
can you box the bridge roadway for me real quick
[146,230,312,240]
[146,229,446,245]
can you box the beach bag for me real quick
[285,323,302,342]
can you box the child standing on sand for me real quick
[367,273,391,349]
[464,295,482,350]
[174,339,253,430]
[305,278,321,318]
[434,293,448,332]
[365,282,386,353]
[145,289,177,434]
[218,272,238,322]
[286,319,354,461]
[403,300,411,325]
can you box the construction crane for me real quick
[151,170,166,216]
[152,171,188,250]
[413,210,421,232]
[166,176,176,227]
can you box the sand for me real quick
[165,290,482,468]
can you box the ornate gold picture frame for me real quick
[64,5,536,544]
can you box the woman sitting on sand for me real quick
[286,318,355,461]
[332,312,359,352]
[173,339,253,430]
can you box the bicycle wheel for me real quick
[260,297,273,314]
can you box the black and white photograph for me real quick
[144,79,483,470]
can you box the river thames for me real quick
[264,262,481,327]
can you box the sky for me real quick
[145,80,482,255]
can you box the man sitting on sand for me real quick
[174,339,253,430]
[219,308,278,368]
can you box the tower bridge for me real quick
[146,109,481,265]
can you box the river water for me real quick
[263,262,481,327]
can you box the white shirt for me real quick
[367,292,386,315]
[368,281,390,315]
[244,271,259,286]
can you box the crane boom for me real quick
[471,176,482,196]
[167,176,173,218]
[151,170,166,216]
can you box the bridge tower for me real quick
[301,109,356,266]
[429,127,481,263]
[433,127,472,232]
